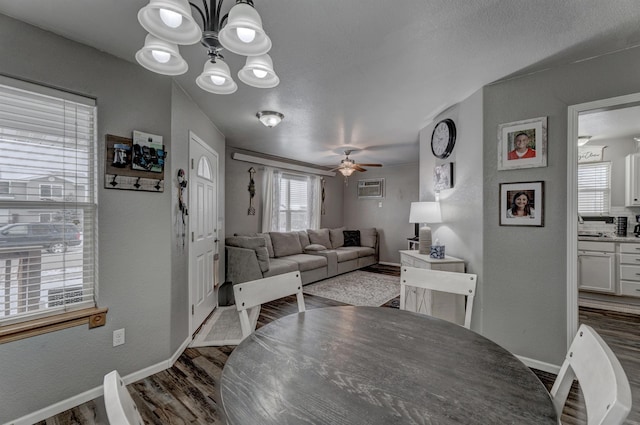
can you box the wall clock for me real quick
[430,118,457,159]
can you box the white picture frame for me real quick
[499,181,544,227]
[497,117,547,170]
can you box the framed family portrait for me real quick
[499,181,544,227]
[497,117,547,170]
[434,162,453,191]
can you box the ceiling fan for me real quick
[329,150,382,177]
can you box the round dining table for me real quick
[220,306,558,424]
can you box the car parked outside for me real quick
[0,222,82,253]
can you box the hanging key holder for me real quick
[248,167,256,215]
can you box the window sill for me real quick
[0,307,108,344]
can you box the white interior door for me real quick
[189,132,219,333]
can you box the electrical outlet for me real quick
[113,328,125,347]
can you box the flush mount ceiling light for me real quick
[256,111,284,128]
[136,0,279,95]
[577,135,592,146]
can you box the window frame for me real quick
[278,172,310,232]
[577,161,611,216]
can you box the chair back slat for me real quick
[550,324,631,425]
[400,266,477,328]
[233,271,305,339]
[103,370,144,425]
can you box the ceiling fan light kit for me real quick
[136,0,279,94]
[330,150,383,180]
[257,111,284,127]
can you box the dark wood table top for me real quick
[220,306,558,425]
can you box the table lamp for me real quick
[409,201,442,255]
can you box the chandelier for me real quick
[136,0,279,95]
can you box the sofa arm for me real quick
[225,246,264,284]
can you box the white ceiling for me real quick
[579,105,640,144]
[2,0,640,168]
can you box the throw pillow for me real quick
[343,230,361,247]
[307,228,331,248]
[329,227,346,249]
[359,228,378,248]
[298,231,311,249]
[269,231,303,257]
[255,246,270,273]
[257,232,275,258]
[304,244,327,252]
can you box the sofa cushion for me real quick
[304,244,327,252]
[307,228,331,248]
[337,246,375,258]
[282,254,328,272]
[258,232,275,258]
[329,227,346,249]
[358,228,377,248]
[263,258,298,277]
[343,230,361,247]
[335,249,358,262]
[298,231,311,248]
[270,231,303,257]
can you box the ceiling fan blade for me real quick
[355,163,382,167]
[328,166,343,172]
[354,165,367,172]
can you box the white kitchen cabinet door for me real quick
[578,251,616,293]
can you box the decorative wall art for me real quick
[578,146,606,163]
[321,177,326,215]
[105,134,165,192]
[247,167,256,215]
[132,130,165,173]
[434,162,454,191]
[499,181,544,227]
[497,117,547,170]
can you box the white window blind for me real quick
[0,76,97,325]
[578,162,611,215]
[278,173,310,231]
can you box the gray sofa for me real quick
[221,228,378,305]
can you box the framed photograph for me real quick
[497,117,547,170]
[434,162,453,191]
[499,181,544,227]
[132,130,165,173]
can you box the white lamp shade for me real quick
[218,3,272,56]
[238,54,280,88]
[138,0,201,45]
[577,136,592,146]
[338,168,356,177]
[409,201,442,224]
[135,34,188,75]
[196,60,238,94]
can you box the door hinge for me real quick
[192,232,194,242]
[192,304,194,315]
[191,158,194,169]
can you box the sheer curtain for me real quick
[262,167,321,232]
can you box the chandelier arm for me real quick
[215,0,225,32]
[189,2,208,29]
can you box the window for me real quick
[264,169,321,232]
[578,162,611,215]
[0,75,97,326]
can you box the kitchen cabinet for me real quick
[619,243,640,297]
[577,241,616,293]
[625,154,640,206]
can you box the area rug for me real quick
[303,270,400,307]
[190,305,258,347]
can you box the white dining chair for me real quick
[400,266,477,329]
[233,270,306,339]
[103,370,144,425]
[550,324,631,425]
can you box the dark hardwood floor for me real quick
[38,265,640,424]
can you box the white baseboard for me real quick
[378,261,400,267]
[516,354,560,375]
[5,337,192,425]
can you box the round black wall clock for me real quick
[430,118,457,159]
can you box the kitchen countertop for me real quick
[579,235,640,242]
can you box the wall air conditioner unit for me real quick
[357,178,384,199]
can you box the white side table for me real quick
[399,250,466,325]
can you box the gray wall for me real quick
[342,164,419,264]
[225,147,344,236]
[170,83,226,352]
[418,89,484,330]
[483,44,640,365]
[0,14,180,423]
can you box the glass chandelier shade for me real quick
[256,111,284,127]
[238,54,279,88]
[218,3,272,56]
[135,34,189,75]
[137,0,201,45]
[338,168,356,177]
[196,59,238,94]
